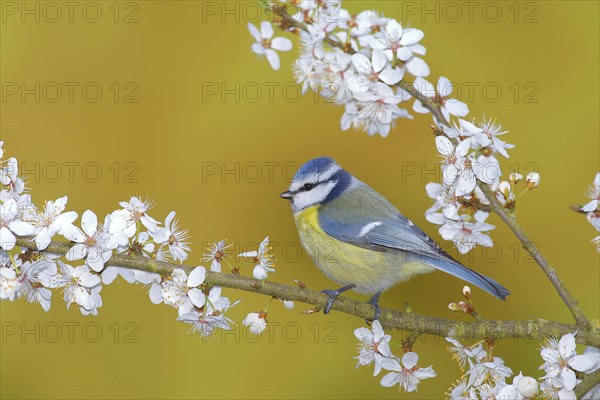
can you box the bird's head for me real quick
[280,157,352,213]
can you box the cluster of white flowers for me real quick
[445,333,599,399]
[353,320,436,392]
[0,141,244,337]
[580,173,600,251]
[424,116,524,254]
[248,1,432,137]
[1,142,299,339]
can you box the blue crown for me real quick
[293,157,337,181]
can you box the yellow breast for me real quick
[294,206,434,295]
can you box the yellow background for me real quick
[1,1,598,398]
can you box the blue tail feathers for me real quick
[425,257,510,300]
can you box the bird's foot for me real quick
[365,291,382,323]
[320,284,356,314]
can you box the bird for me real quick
[280,157,509,319]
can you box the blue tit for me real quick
[280,157,509,319]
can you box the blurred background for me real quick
[1,1,598,398]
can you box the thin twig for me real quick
[15,238,600,347]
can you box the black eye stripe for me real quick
[289,179,337,195]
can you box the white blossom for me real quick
[239,236,275,280]
[161,267,207,316]
[54,262,102,313]
[150,211,190,262]
[178,291,239,337]
[248,21,292,70]
[460,117,514,158]
[109,196,160,236]
[445,337,486,370]
[540,334,598,391]
[17,259,56,311]
[439,213,495,254]
[466,356,512,388]
[62,210,115,272]
[354,320,393,376]
[413,76,469,121]
[33,196,77,250]
[370,19,429,77]
[540,376,576,400]
[203,239,230,272]
[0,198,36,251]
[348,49,403,92]
[379,352,436,392]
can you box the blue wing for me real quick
[318,180,510,300]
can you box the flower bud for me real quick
[525,172,540,189]
[448,302,460,311]
[252,265,268,280]
[517,376,538,398]
[283,300,295,309]
[509,173,523,184]
[243,311,268,335]
[497,181,511,197]
[462,286,472,299]
[458,301,474,314]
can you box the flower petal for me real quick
[247,22,262,42]
[569,354,597,372]
[260,21,273,39]
[444,99,469,117]
[379,68,403,85]
[380,372,399,387]
[558,334,576,358]
[66,243,87,261]
[81,210,98,237]
[351,53,373,75]
[187,288,206,308]
[271,37,292,52]
[561,368,577,391]
[400,28,424,45]
[265,49,280,70]
[79,272,101,288]
[371,49,387,73]
[435,136,454,156]
[402,352,419,369]
[405,57,430,77]
[187,266,206,287]
[437,76,453,97]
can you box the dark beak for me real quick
[280,190,292,200]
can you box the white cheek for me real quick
[292,181,337,212]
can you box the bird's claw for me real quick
[321,289,339,314]
[320,284,356,315]
[365,291,382,323]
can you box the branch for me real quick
[271,4,591,328]
[15,238,600,347]
[575,370,600,398]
